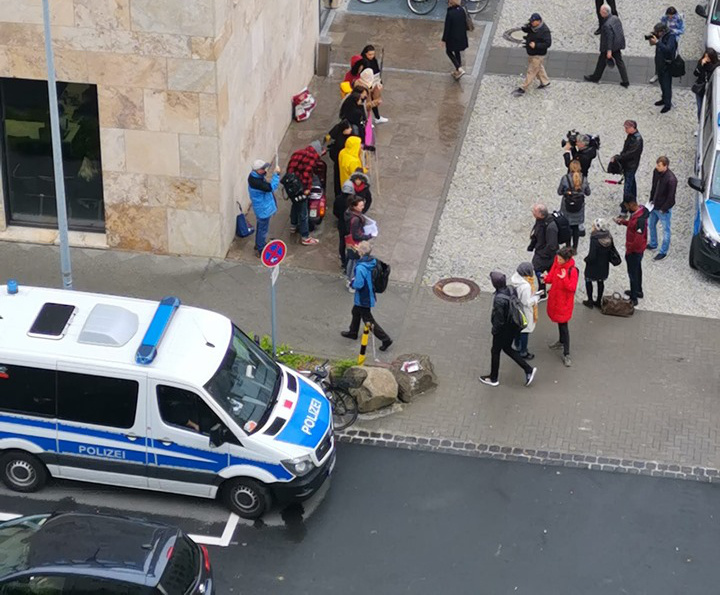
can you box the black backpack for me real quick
[552,211,572,245]
[564,175,585,213]
[497,288,528,330]
[371,259,391,294]
[280,173,305,203]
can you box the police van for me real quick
[689,67,720,278]
[0,284,334,519]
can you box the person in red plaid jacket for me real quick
[286,140,324,245]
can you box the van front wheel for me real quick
[222,478,272,519]
[0,451,47,493]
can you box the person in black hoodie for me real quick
[325,119,353,198]
[479,271,537,388]
[339,90,367,139]
[583,218,617,308]
[512,12,552,97]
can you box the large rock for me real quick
[389,354,437,403]
[343,366,398,413]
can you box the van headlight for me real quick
[701,228,719,248]
[281,455,315,477]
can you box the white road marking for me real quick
[188,512,239,547]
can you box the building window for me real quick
[0,78,105,231]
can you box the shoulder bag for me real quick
[600,292,634,317]
[464,7,475,31]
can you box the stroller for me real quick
[308,159,327,227]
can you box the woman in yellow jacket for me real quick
[338,136,366,187]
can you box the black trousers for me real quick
[348,306,390,342]
[337,221,347,267]
[566,225,580,251]
[658,68,673,109]
[446,49,462,70]
[595,0,617,25]
[332,158,342,198]
[585,279,605,302]
[625,252,643,300]
[490,329,532,382]
[590,50,629,84]
[558,322,570,356]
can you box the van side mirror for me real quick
[696,3,708,18]
[209,423,227,448]
[688,177,705,192]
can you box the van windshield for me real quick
[711,151,720,200]
[204,325,280,433]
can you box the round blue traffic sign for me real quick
[261,240,287,268]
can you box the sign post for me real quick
[260,240,287,358]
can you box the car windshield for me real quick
[0,516,48,575]
[204,324,281,433]
[713,0,720,25]
[710,151,720,200]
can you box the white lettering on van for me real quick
[78,445,126,460]
[302,398,323,436]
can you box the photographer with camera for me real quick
[511,12,552,98]
[562,132,598,177]
[610,119,643,211]
[584,4,629,87]
[649,22,678,113]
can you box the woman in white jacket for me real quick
[510,262,540,360]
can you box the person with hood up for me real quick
[247,159,280,258]
[338,136,366,187]
[542,246,579,368]
[479,271,537,388]
[342,170,372,213]
[583,218,617,308]
[340,241,393,351]
[326,119,353,197]
[510,262,540,360]
[286,140,324,246]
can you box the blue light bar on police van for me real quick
[135,296,181,365]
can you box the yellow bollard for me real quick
[357,323,370,365]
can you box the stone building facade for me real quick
[0,0,319,257]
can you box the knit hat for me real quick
[252,159,269,171]
[489,271,506,289]
[516,262,534,277]
[530,12,542,22]
[310,140,323,155]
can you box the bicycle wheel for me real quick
[327,387,358,431]
[463,0,489,14]
[407,0,437,16]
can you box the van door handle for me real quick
[125,434,139,442]
[159,439,174,446]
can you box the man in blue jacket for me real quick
[340,241,392,351]
[248,159,280,257]
[650,23,678,113]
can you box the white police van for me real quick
[0,284,334,519]
[689,67,720,278]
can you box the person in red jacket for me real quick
[542,246,579,368]
[614,197,649,305]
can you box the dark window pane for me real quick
[0,363,55,417]
[159,535,199,594]
[58,372,137,429]
[157,385,221,435]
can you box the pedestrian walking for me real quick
[442,0,470,80]
[594,0,617,35]
[647,156,677,260]
[359,45,388,123]
[247,160,280,257]
[326,119,353,198]
[512,12,552,97]
[650,7,685,83]
[338,136,366,187]
[527,204,559,297]
[614,197,649,305]
[510,262,540,360]
[557,159,591,251]
[610,120,643,207]
[692,48,719,120]
[286,141,324,246]
[479,271,537,388]
[584,4,629,87]
[340,241,393,352]
[344,196,373,284]
[649,22,678,113]
[542,246,579,368]
[583,218,617,308]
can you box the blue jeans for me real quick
[255,216,270,252]
[290,200,309,238]
[697,92,704,121]
[623,169,637,202]
[514,332,529,355]
[648,209,672,254]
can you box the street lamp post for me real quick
[42,0,73,290]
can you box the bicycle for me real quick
[407,0,489,16]
[304,360,359,431]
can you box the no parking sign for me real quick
[260,240,287,358]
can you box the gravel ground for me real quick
[493,0,705,59]
[424,75,720,318]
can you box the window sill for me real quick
[0,226,108,250]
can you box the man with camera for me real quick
[610,119,643,209]
[584,4,629,87]
[648,22,678,113]
[511,13,552,98]
[562,133,598,177]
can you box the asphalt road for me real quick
[0,444,718,594]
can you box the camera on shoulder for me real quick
[561,129,601,150]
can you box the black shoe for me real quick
[379,339,393,352]
[582,299,594,309]
[654,100,665,106]
[340,331,358,340]
[654,253,667,261]
[254,248,261,258]
[660,105,671,113]
[631,298,638,306]
[594,28,601,35]
[584,75,599,83]
[624,290,643,299]
[521,352,535,360]
[538,82,551,89]
[595,299,603,308]
[620,81,629,88]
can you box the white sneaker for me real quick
[649,74,658,83]
[455,67,466,79]
[375,116,389,124]
[479,376,499,387]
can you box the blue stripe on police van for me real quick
[58,440,147,464]
[0,430,57,452]
[275,376,330,449]
[229,455,293,481]
[58,423,148,446]
[706,200,720,232]
[0,414,55,431]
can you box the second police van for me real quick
[0,284,335,518]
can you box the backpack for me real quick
[498,288,528,330]
[551,211,572,245]
[280,173,305,203]
[564,175,585,213]
[371,259,391,294]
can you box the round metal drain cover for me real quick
[433,278,480,303]
[503,27,526,44]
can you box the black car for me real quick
[0,512,213,594]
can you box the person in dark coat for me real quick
[442,0,469,80]
[512,12,552,97]
[339,90,367,139]
[479,271,537,388]
[692,48,719,120]
[611,119,643,208]
[594,0,617,34]
[583,218,616,308]
[584,5,629,86]
[563,135,597,177]
[649,22,678,113]
[325,119,353,198]
[527,204,558,297]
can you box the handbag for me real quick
[609,243,622,266]
[669,53,685,78]
[464,7,475,31]
[600,292,634,317]
[692,81,706,95]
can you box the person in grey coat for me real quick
[584,4,629,87]
[557,159,591,251]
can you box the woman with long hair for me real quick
[442,0,469,79]
[359,45,388,123]
[693,47,719,120]
[557,159,590,251]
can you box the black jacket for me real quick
[650,168,678,212]
[529,217,559,271]
[326,122,350,163]
[490,287,514,335]
[442,6,469,52]
[362,56,381,77]
[654,32,677,73]
[522,22,552,56]
[564,145,597,176]
[599,15,625,52]
[617,131,643,172]
[693,59,719,95]
[339,96,366,131]
[584,229,614,281]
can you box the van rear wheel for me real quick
[222,478,272,519]
[0,451,47,493]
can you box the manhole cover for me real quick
[433,278,480,303]
[503,27,526,44]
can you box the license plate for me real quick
[309,209,317,218]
